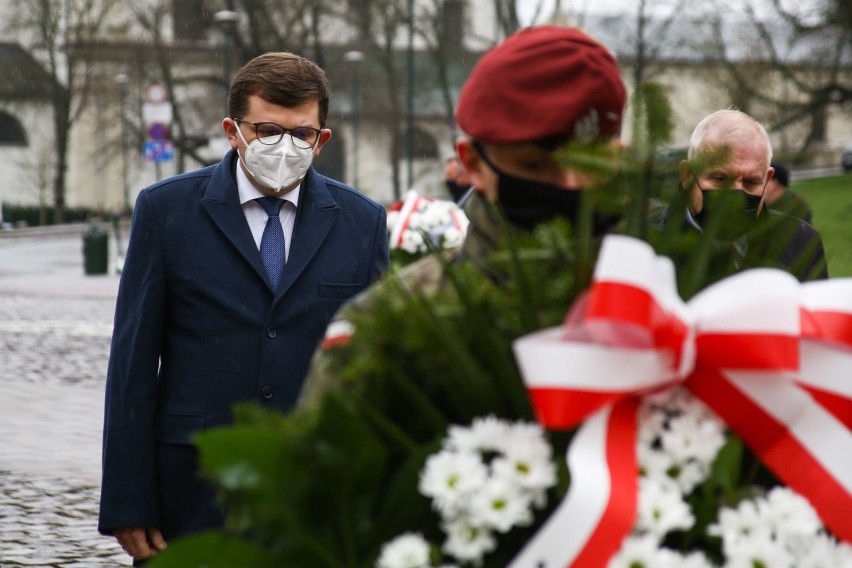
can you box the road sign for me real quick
[143,102,173,124]
[143,140,174,163]
[145,83,168,103]
[147,122,169,141]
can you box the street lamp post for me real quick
[213,10,240,117]
[406,0,415,193]
[343,51,364,189]
[114,73,130,216]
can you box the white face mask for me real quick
[236,126,315,192]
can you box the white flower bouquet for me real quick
[387,190,469,258]
[375,235,852,568]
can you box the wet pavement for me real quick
[0,227,129,566]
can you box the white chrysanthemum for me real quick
[400,229,427,254]
[639,443,708,494]
[661,413,725,464]
[832,539,852,567]
[712,499,774,556]
[491,453,557,497]
[637,404,667,447]
[440,227,463,248]
[376,532,432,568]
[386,210,400,232]
[420,203,452,228]
[789,532,850,568]
[467,476,533,533]
[608,534,678,568]
[419,450,487,517]
[637,445,674,481]
[441,517,496,563]
[406,211,424,230]
[676,390,720,424]
[760,486,822,540]
[636,477,695,540]
[722,533,793,568]
[677,551,715,568]
[669,460,709,495]
[501,421,551,458]
[446,416,508,454]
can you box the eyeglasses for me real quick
[232,118,321,150]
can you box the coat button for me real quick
[261,386,273,399]
[266,328,277,338]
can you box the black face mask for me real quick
[695,189,762,220]
[474,143,583,231]
[445,180,469,202]
[496,170,584,231]
[694,189,763,241]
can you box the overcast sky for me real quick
[518,0,795,24]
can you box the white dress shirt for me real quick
[235,159,299,263]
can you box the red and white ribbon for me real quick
[388,189,469,250]
[389,190,423,249]
[322,319,354,350]
[510,235,852,568]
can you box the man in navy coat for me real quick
[98,52,389,563]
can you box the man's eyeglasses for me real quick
[233,118,321,150]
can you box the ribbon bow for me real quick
[510,235,852,567]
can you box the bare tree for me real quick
[348,0,411,200]
[709,0,852,161]
[225,0,333,63]
[13,146,55,225]
[131,0,223,172]
[491,0,521,36]
[628,0,693,88]
[11,0,117,223]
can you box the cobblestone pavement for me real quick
[1,234,130,566]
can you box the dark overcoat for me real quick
[98,150,388,538]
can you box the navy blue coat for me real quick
[99,150,388,538]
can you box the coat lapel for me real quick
[201,151,269,285]
[276,168,340,300]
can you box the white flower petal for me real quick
[377,532,432,568]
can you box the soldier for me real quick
[301,24,627,404]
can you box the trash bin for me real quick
[82,224,109,275]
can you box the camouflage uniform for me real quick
[298,191,502,408]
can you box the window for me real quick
[0,111,27,146]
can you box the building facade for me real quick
[0,0,849,217]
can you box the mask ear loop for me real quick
[233,120,262,180]
[470,140,505,177]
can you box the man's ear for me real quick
[456,138,487,194]
[223,118,239,150]
[678,159,693,189]
[312,129,333,158]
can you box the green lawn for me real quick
[793,173,852,277]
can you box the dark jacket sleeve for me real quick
[370,205,390,283]
[99,188,166,534]
[779,218,828,282]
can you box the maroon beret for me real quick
[456,25,626,144]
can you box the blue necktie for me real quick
[256,197,286,289]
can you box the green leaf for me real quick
[709,433,743,493]
[195,425,288,492]
[147,530,282,568]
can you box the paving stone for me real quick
[1,251,129,567]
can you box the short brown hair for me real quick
[228,52,331,127]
